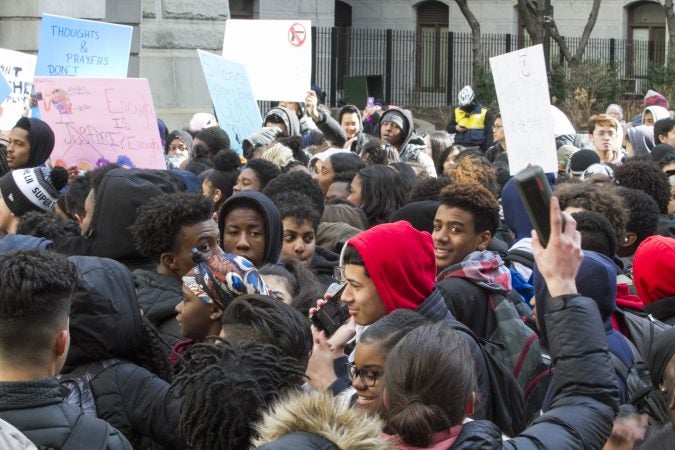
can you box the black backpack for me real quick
[61,412,110,450]
[59,358,123,416]
[614,308,671,362]
[448,321,527,437]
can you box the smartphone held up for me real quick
[513,165,564,247]
[311,283,350,338]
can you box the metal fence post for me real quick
[446,31,454,105]
[609,38,615,67]
[505,33,511,54]
[385,29,392,105]
[311,26,317,84]
[330,27,338,107]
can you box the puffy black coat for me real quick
[132,269,182,344]
[0,379,131,450]
[450,294,619,449]
[64,256,183,450]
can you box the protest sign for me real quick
[197,50,261,154]
[33,76,165,170]
[35,14,132,77]
[489,44,558,174]
[0,72,10,105]
[0,49,37,131]
[222,19,311,101]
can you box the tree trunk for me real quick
[665,0,675,67]
[454,0,483,79]
[518,0,602,66]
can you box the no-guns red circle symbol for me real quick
[288,23,307,47]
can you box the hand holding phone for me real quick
[311,283,350,338]
[513,166,564,247]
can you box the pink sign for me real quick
[33,77,166,170]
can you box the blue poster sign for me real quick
[197,49,262,154]
[35,14,132,77]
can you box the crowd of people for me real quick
[0,83,674,450]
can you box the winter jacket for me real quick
[447,103,494,151]
[0,234,52,253]
[64,256,183,450]
[450,293,619,449]
[252,390,389,450]
[378,108,437,177]
[55,169,180,270]
[310,246,339,289]
[218,190,283,267]
[536,251,635,406]
[314,109,347,148]
[485,141,506,163]
[132,269,183,344]
[0,379,131,450]
[0,417,37,450]
[633,235,675,324]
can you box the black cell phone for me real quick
[513,166,563,248]
[311,283,350,338]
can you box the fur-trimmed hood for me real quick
[252,391,390,450]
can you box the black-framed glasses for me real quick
[346,362,384,387]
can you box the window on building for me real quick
[335,1,352,90]
[416,1,449,91]
[230,0,255,19]
[626,0,665,77]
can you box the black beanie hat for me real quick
[14,117,56,167]
[0,166,68,216]
[567,149,600,177]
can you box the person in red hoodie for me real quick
[633,235,675,325]
[310,220,522,433]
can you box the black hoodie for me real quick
[217,190,283,267]
[55,169,180,270]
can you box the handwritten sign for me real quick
[35,14,132,77]
[222,19,311,101]
[489,44,557,174]
[33,77,165,170]
[197,50,261,155]
[0,72,10,105]
[0,49,37,131]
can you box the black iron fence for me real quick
[311,26,666,108]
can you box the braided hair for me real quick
[172,341,303,450]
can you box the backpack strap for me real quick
[62,413,109,450]
[508,249,535,269]
[610,353,630,381]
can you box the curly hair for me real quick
[614,159,671,214]
[615,186,660,246]
[17,211,81,240]
[194,126,230,157]
[408,176,452,203]
[130,192,214,263]
[438,182,500,236]
[445,152,499,198]
[245,159,281,190]
[60,173,91,219]
[274,192,322,231]
[262,171,324,217]
[554,181,628,244]
[172,341,303,450]
[572,211,618,258]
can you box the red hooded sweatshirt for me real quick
[633,235,675,304]
[347,221,436,311]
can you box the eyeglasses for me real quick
[347,362,384,387]
[333,266,345,282]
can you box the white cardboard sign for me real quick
[222,19,311,102]
[489,44,558,174]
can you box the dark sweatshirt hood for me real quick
[378,107,415,149]
[535,250,616,344]
[390,200,439,234]
[64,255,143,370]
[501,177,534,242]
[55,169,180,265]
[217,190,283,266]
[14,117,55,167]
[263,107,301,137]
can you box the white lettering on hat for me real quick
[12,169,57,211]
